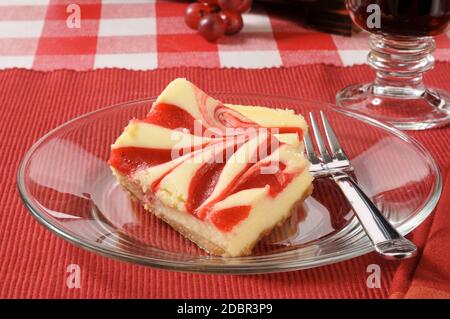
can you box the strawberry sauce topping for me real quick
[186,162,226,214]
[108,147,173,176]
[109,100,304,232]
[209,206,251,233]
[229,162,291,197]
[142,103,207,135]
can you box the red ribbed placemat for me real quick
[1,64,449,298]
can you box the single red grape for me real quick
[218,0,252,14]
[220,11,243,35]
[185,2,211,30]
[198,13,226,41]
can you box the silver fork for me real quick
[304,111,417,260]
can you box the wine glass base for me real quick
[336,83,450,130]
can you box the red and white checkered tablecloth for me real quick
[1,0,449,71]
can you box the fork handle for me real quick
[332,172,417,260]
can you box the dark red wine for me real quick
[347,0,450,36]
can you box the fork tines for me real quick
[303,111,350,175]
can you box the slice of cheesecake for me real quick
[109,78,313,257]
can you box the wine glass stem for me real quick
[368,34,435,96]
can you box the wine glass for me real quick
[336,0,450,130]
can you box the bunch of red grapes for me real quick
[185,0,252,41]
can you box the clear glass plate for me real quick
[17,94,442,274]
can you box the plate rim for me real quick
[17,94,443,274]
